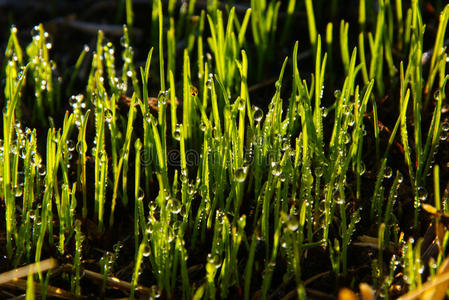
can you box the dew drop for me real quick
[397,171,404,183]
[236,97,245,111]
[120,36,128,47]
[417,187,428,201]
[271,162,282,176]
[358,161,366,176]
[20,147,27,159]
[442,121,449,132]
[39,168,46,177]
[137,187,145,201]
[143,245,151,257]
[321,106,328,118]
[281,137,290,151]
[105,110,113,123]
[286,215,299,232]
[151,285,161,298]
[253,106,263,122]
[14,185,23,197]
[334,90,341,99]
[158,90,168,105]
[67,140,75,152]
[315,166,323,178]
[173,125,181,141]
[347,113,355,126]
[234,167,247,183]
[434,90,440,100]
[384,166,393,179]
[30,25,39,37]
[342,132,351,144]
[334,189,344,205]
[167,198,182,214]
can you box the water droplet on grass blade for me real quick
[253,106,263,122]
[275,81,282,90]
[167,198,181,214]
[286,215,299,232]
[271,162,282,176]
[105,110,113,123]
[281,137,290,151]
[315,166,323,177]
[10,144,17,155]
[235,167,247,182]
[151,285,161,298]
[146,113,158,126]
[173,125,181,141]
[187,184,196,196]
[321,106,328,118]
[442,121,449,132]
[342,132,351,144]
[30,25,39,37]
[207,253,221,269]
[347,113,355,126]
[158,90,168,105]
[334,189,344,204]
[334,90,341,99]
[146,224,155,235]
[236,97,245,111]
[143,245,151,257]
[434,90,440,100]
[67,140,75,152]
[14,185,23,197]
[120,36,128,47]
[20,147,27,159]
[384,166,393,178]
[397,171,404,183]
[417,187,428,201]
[358,161,366,175]
[138,188,145,201]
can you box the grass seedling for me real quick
[3,64,28,257]
[110,93,136,225]
[2,2,449,299]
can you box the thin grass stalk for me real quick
[77,110,90,219]
[424,5,449,107]
[158,0,165,92]
[3,65,28,256]
[305,0,317,54]
[66,46,89,97]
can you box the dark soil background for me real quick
[1,0,449,299]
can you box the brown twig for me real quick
[0,258,58,285]
[0,278,78,300]
[63,264,152,295]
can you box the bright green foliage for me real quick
[1,1,449,299]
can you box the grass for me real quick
[1,0,449,299]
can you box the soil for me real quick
[1,0,449,299]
